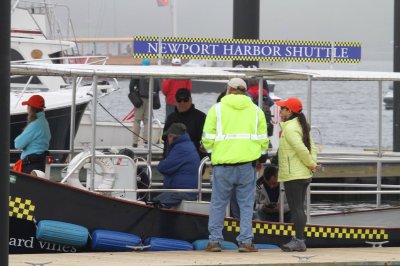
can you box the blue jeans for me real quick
[153,192,197,208]
[208,163,256,244]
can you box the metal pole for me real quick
[393,0,400,151]
[147,78,154,163]
[258,78,263,107]
[0,0,10,263]
[279,183,284,222]
[170,0,177,37]
[306,184,311,223]
[232,0,259,67]
[90,75,98,191]
[376,81,383,207]
[68,76,77,161]
[307,76,312,124]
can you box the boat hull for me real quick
[8,171,400,253]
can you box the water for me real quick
[98,61,395,150]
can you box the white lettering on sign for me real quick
[9,236,77,253]
[143,40,353,60]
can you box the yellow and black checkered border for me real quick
[133,53,361,63]
[224,221,388,240]
[9,196,35,221]
[304,226,388,240]
[133,53,360,63]
[133,36,361,47]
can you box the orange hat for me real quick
[22,95,46,109]
[276,97,302,113]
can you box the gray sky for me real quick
[53,0,394,66]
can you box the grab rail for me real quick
[305,180,400,223]
[198,156,211,201]
[60,153,136,186]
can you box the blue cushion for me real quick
[255,243,280,249]
[143,237,193,251]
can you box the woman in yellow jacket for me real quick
[276,97,320,252]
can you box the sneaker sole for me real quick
[238,249,258,252]
[280,246,307,252]
[205,249,222,252]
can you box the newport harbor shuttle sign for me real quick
[133,36,361,63]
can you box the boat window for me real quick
[11,49,42,85]
[49,51,63,64]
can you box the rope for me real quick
[98,102,163,149]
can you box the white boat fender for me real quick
[36,220,89,247]
[65,151,115,191]
[30,169,46,179]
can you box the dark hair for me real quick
[263,165,278,181]
[289,112,311,151]
[216,91,226,103]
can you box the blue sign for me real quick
[133,36,361,63]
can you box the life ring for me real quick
[65,151,115,191]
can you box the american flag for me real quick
[157,0,169,7]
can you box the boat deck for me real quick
[9,247,400,266]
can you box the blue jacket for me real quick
[157,132,200,189]
[14,111,51,159]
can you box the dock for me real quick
[9,247,400,265]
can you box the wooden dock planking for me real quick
[9,247,400,266]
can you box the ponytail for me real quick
[289,112,311,152]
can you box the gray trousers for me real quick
[132,98,149,144]
[284,178,311,239]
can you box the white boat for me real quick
[10,1,116,162]
[8,62,400,253]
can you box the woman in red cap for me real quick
[14,95,51,174]
[275,97,320,252]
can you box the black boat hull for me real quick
[9,171,400,253]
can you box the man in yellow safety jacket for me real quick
[201,78,269,252]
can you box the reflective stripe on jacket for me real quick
[277,117,317,182]
[202,94,269,165]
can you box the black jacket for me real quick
[163,104,206,158]
[129,78,160,98]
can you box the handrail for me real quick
[198,156,211,201]
[60,154,136,185]
[311,183,400,188]
[96,188,213,193]
[306,181,400,222]
[310,190,400,195]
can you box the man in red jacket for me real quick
[161,58,192,119]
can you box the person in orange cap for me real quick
[275,97,320,252]
[14,95,51,174]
